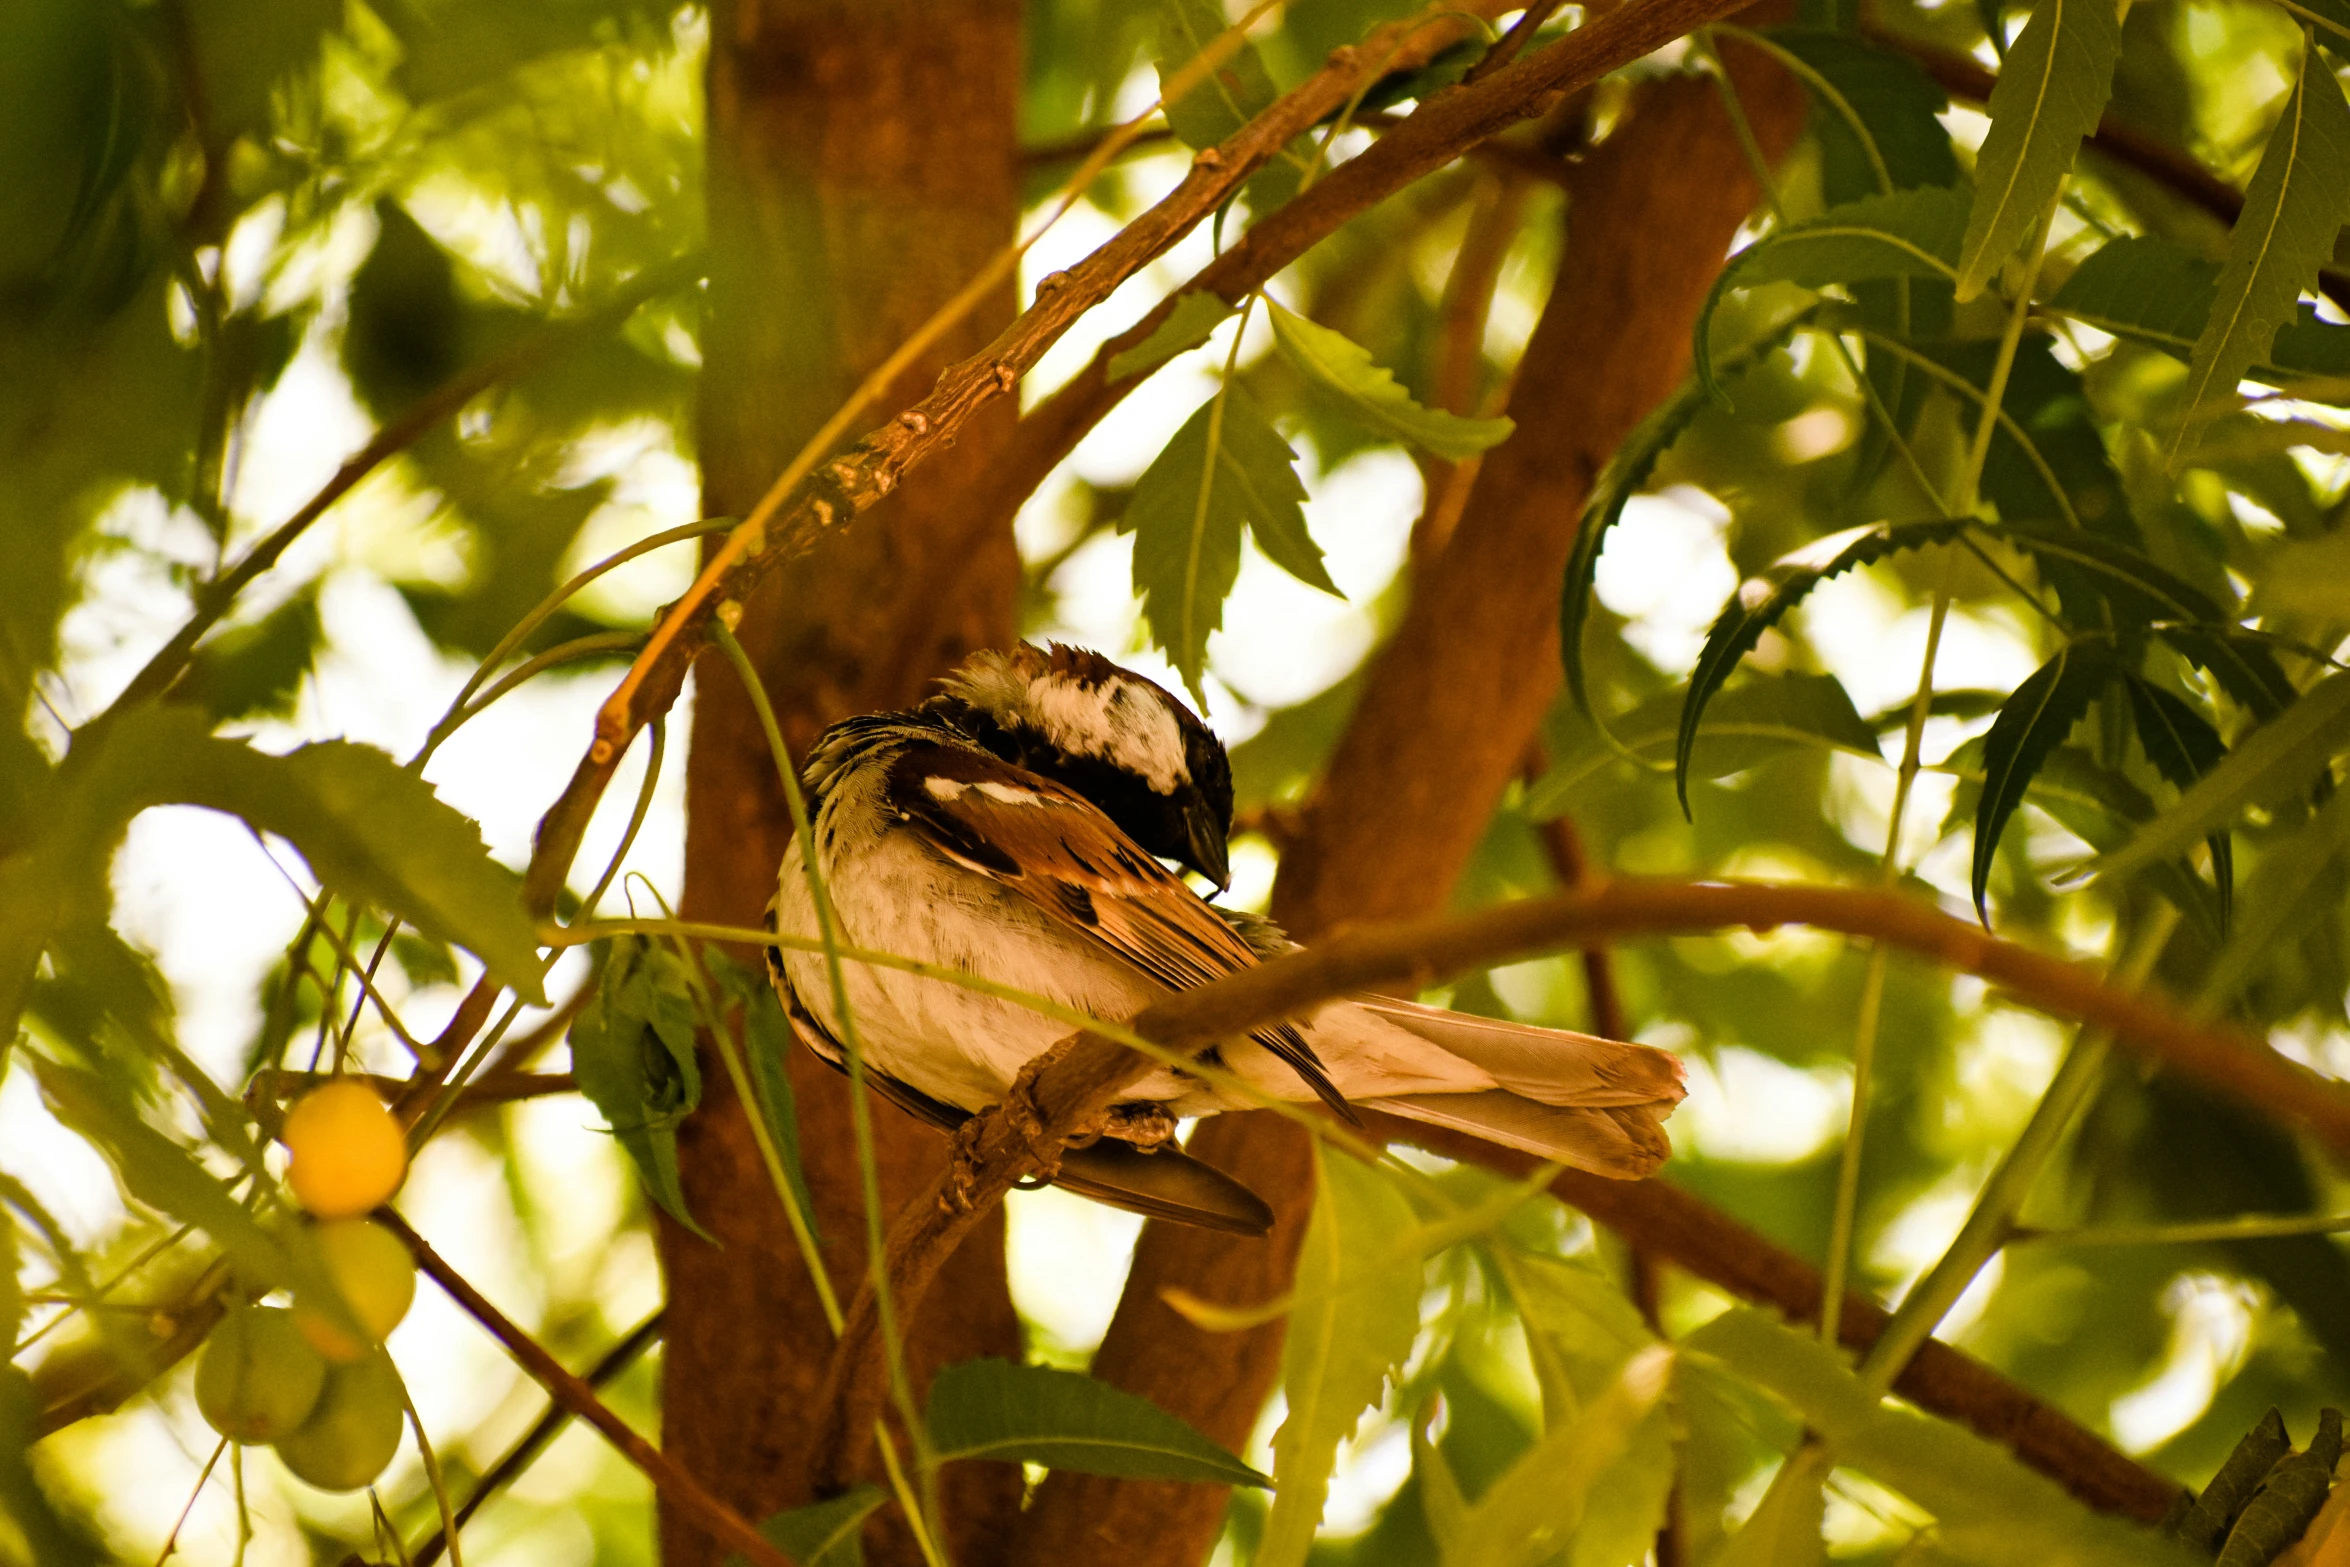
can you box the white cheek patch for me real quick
[1028,676,1189,794]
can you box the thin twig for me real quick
[383,1212,796,1567]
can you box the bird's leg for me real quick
[1101,1101,1178,1151]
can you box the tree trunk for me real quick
[665,5,1022,1565]
[1012,46,1807,1567]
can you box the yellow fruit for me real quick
[273,1348,405,1491]
[294,1219,417,1362]
[195,1305,327,1443]
[282,1080,407,1218]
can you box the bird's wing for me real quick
[881,738,1347,1116]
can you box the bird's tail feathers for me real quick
[1372,1090,1675,1179]
[1351,997,1685,1109]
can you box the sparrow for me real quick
[764,643,1684,1234]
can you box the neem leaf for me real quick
[705,949,818,1246]
[926,1358,1266,1486]
[2095,670,2350,885]
[1124,385,1321,702]
[1256,1148,1423,1567]
[1994,518,2228,625]
[737,1486,886,1567]
[1955,0,2125,300]
[1108,292,1238,384]
[1448,1347,1676,1567]
[1562,313,1814,717]
[2049,234,2350,389]
[570,938,710,1240]
[2179,49,2350,430]
[2124,678,2235,925]
[1765,29,1961,200]
[2172,1408,2290,1553]
[1973,641,2119,923]
[0,1369,100,1567]
[1151,0,1278,151]
[1532,673,1884,817]
[2156,625,2300,721]
[1690,1309,2199,1567]
[2215,1409,2340,1567]
[2199,786,2350,1009]
[1697,186,1968,398]
[1679,519,1967,816]
[1266,300,1514,461]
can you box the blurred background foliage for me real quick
[2,0,2349,1562]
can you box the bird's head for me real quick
[931,643,1235,890]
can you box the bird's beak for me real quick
[1182,792,1232,894]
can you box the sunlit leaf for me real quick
[2095,671,2350,885]
[1450,1346,1676,1567]
[177,585,324,722]
[1956,0,2126,299]
[1267,299,1514,461]
[704,949,818,1245]
[1973,641,2118,923]
[1150,0,1278,150]
[1690,1309,2200,1567]
[1123,386,1322,702]
[0,1368,99,1567]
[926,1358,1267,1485]
[1680,519,1968,815]
[1257,1147,1423,1567]
[1108,292,1237,383]
[1766,29,1961,199]
[2048,234,2350,391]
[2199,787,2350,1007]
[1697,186,1967,398]
[2178,48,2350,430]
[570,937,710,1240]
[737,1486,885,1567]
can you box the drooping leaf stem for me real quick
[706,618,938,1527]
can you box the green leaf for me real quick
[1690,1309,2201,1567]
[1713,1446,1829,1567]
[177,585,324,722]
[2123,678,2234,924]
[2156,626,2300,722]
[1531,673,1884,817]
[736,1486,886,1567]
[1257,1147,1423,1567]
[1108,293,1238,383]
[704,950,819,1248]
[2215,1409,2339,1567]
[570,938,710,1241]
[1697,187,1968,397]
[1151,0,1278,151]
[0,1369,100,1567]
[1972,642,2118,923]
[1956,0,2126,299]
[1765,29,1961,200]
[2048,235,2350,389]
[2095,670,2350,884]
[1266,299,1515,461]
[1123,385,1320,701]
[1450,1346,1676,1567]
[1562,313,1814,717]
[1679,519,1968,816]
[925,1358,1267,1485]
[2172,1408,2290,1553]
[2199,786,2350,1007]
[2179,49,2350,428]
[0,1208,19,1355]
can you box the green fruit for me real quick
[195,1305,327,1443]
[294,1219,417,1361]
[273,1348,405,1491]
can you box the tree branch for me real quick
[1361,1111,2187,1522]
[383,1213,793,1567]
[811,874,2338,1490]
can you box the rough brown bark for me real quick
[1014,46,1807,1567]
[665,5,1023,1565]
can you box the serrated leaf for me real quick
[736,1486,885,1567]
[1973,642,2118,922]
[2216,1409,2340,1567]
[1697,187,1969,397]
[1680,519,1968,815]
[2095,670,2350,884]
[925,1358,1266,1485]
[1151,0,1278,151]
[1956,0,2126,299]
[1108,292,1238,383]
[2049,234,2350,389]
[1532,673,1885,816]
[1450,1346,1676,1567]
[2124,678,2235,924]
[1257,1147,1423,1567]
[178,586,324,722]
[2173,1408,2291,1553]
[1124,386,1320,701]
[1266,300,1514,461]
[1994,517,2224,625]
[2179,50,2350,429]
[570,938,710,1240]
[1563,315,1814,716]
[2156,625,2300,721]
[1690,1309,2201,1567]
